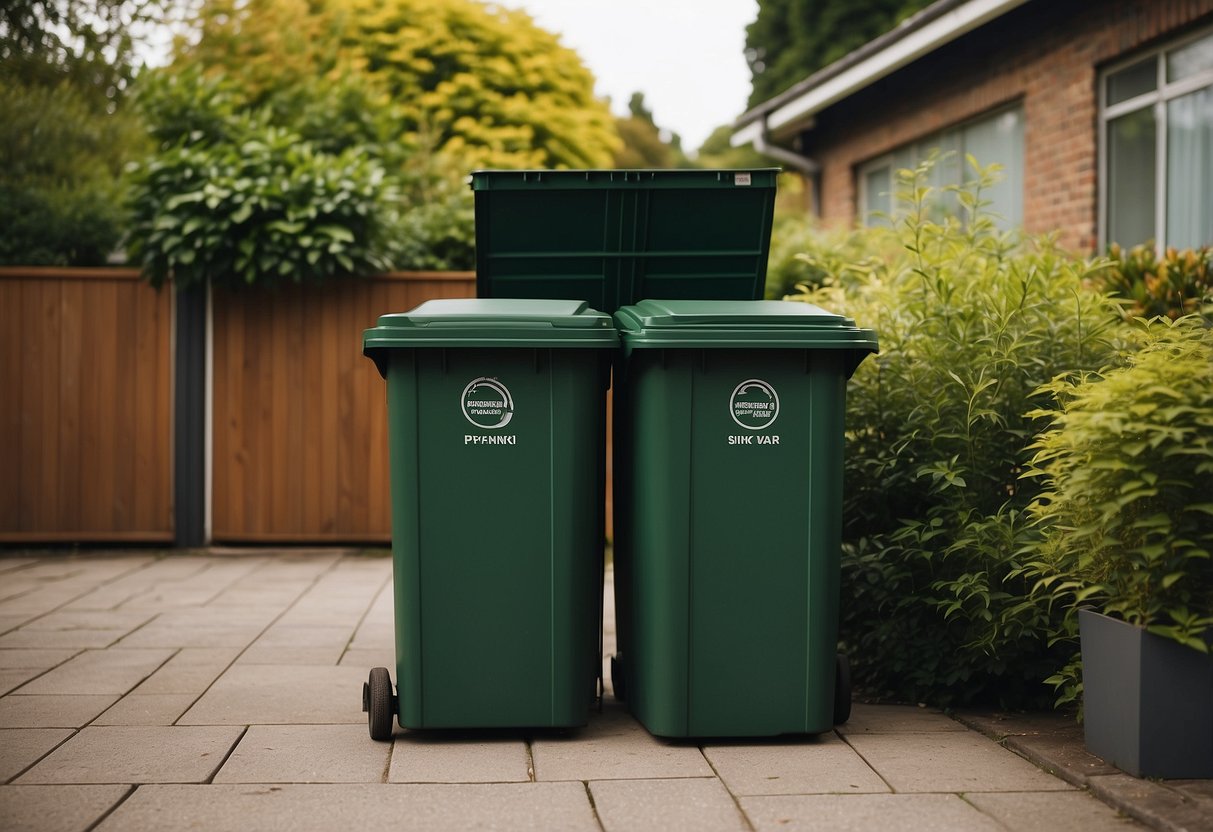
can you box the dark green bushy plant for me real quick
[126,68,476,286]
[1022,316,1213,706]
[791,158,1119,707]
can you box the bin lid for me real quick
[614,299,878,374]
[470,169,779,313]
[363,298,617,376]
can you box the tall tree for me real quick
[0,1,171,264]
[746,0,934,107]
[611,91,690,169]
[174,0,620,170]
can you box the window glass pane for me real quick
[863,165,891,227]
[1166,86,1213,249]
[1108,56,1157,105]
[1107,108,1157,247]
[961,108,1025,229]
[1167,31,1213,83]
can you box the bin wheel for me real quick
[833,653,852,725]
[610,655,626,703]
[366,667,394,741]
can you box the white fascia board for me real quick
[764,0,1030,139]
[731,121,764,148]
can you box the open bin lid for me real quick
[614,299,878,375]
[471,169,779,313]
[363,298,617,377]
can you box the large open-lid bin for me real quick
[471,169,780,313]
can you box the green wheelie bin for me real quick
[362,298,616,740]
[610,299,877,738]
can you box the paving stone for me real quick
[97,782,598,831]
[0,615,37,634]
[0,784,130,832]
[0,694,119,728]
[19,648,174,696]
[237,626,352,666]
[0,628,129,650]
[591,777,748,832]
[0,649,81,669]
[130,647,241,695]
[531,704,713,781]
[390,737,529,783]
[0,728,73,780]
[17,725,244,784]
[338,647,395,669]
[704,734,889,796]
[21,610,155,632]
[214,725,389,783]
[837,704,967,735]
[178,664,367,725]
[0,668,42,695]
[94,695,197,726]
[967,791,1145,830]
[741,793,1005,832]
[0,558,38,575]
[844,731,1074,793]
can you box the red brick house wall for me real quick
[799,0,1213,252]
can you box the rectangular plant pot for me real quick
[1080,608,1213,778]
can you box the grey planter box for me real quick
[1080,608,1213,778]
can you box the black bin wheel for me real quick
[610,654,626,703]
[365,667,395,741]
[833,652,852,725]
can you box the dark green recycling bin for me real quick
[610,299,877,738]
[362,298,616,738]
[471,168,779,312]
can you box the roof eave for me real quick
[732,0,1031,146]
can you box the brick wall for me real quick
[798,0,1213,252]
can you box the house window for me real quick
[857,106,1024,229]
[1101,27,1213,250]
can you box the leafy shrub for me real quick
[127,117,396,288]
[1098,243,1213,321]
[790,159,1119,707]
[126,66,477,283]
[1022,316,1213,705]
[765,215,900,299]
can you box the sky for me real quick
[495,0,760,153]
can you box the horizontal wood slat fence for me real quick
[211,272,475,543]
[0,268,174,541]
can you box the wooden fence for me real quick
[1,269,619,544]
[0,268,174,541]
[210,272,475,542]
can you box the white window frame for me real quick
[856,103,1023,227]
[1098,25,1213,251]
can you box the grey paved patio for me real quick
[0,551,1175,830]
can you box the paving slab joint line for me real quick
[698,743,758,832]
[337,565,393,666]
[81,784,137,832]
[525,740,536,782]
[4,726,79,785]
[833,727,898,794]
[203,724,250,784]
[582,780,607,832]
[170,555,347,726]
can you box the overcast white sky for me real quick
[496,0,759,152]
